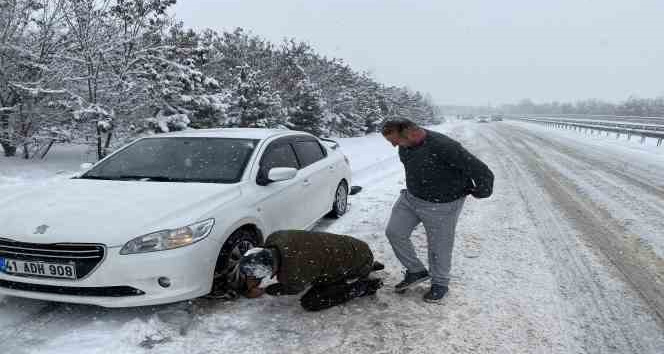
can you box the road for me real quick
[0,121,662,353]
[482,122,664,325]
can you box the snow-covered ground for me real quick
[0,145,96,192]
[1,121,663,353]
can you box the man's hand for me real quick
[244,276,265,298]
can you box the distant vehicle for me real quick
[0,128,352,307]
[476,116,490,123]
[491,115,504,121]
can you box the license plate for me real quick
[0,257,76,279]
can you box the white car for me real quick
[0,128,352,307]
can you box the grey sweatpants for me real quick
[385,190,466,286]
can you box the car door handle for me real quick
[328,166,335,171]
[303,179,311,186]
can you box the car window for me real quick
[259,143,299,177]
[293,140,326,168]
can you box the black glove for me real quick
[265,283,284,296]
[265,283,303,296]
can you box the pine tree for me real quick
[139,22,230,132]
[287,68,325,136]
[227,65,284,128]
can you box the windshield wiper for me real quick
[133,176,179,182]
[79,175,177,182]
[78,175,227,183]
[77,175,117,180]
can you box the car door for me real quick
[291,138,334,226]
[253,139,309,232]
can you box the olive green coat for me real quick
[264,230,374,290]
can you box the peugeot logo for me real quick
[34,224,49,234]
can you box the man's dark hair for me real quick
[381,118,418,136]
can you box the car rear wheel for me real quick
[327,181,348,218]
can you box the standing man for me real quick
[238,230,384,311]
[381,118,493,303]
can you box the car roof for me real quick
[147,128,310,140]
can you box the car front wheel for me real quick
[211,228,259,293]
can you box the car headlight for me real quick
[120,219,215,255]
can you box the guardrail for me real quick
[513,113,664,125]
[506,115,664,147]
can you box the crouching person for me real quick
[238,230,384,311]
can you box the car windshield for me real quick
[81,137,258,183]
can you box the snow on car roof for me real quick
[148,128,306,140]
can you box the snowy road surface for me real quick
[1,121,663,353]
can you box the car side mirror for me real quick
[266,167,297,183]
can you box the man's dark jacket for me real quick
[399,129,494,203]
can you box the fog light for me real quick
[158,277,171,288]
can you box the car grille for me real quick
[0,279,144,297]
[0,238,105,280]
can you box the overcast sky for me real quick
[171,0,664,106]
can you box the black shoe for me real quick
[371,261,385,271]
[423,284,448,303]
[394,270,430,292]
[349,278,384,298]
[363,278,383,296]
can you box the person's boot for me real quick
[394,270,430,292]
[423,284,449,303]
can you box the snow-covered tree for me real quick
[227,64,284,128]
[0,0,71,158]
[501,96,664,117]
[138,23,231,132]
[2,14,441,159]
[59,0,176,159]
[286,64,325,136]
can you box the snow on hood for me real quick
[0,179,241,247]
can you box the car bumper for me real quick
[0,237,221,307]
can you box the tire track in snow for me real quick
[508,123,664,197]
[482,125,654,353]
[508,127,664,278]
[498,124,664,328]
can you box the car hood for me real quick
[0,179,241,247]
